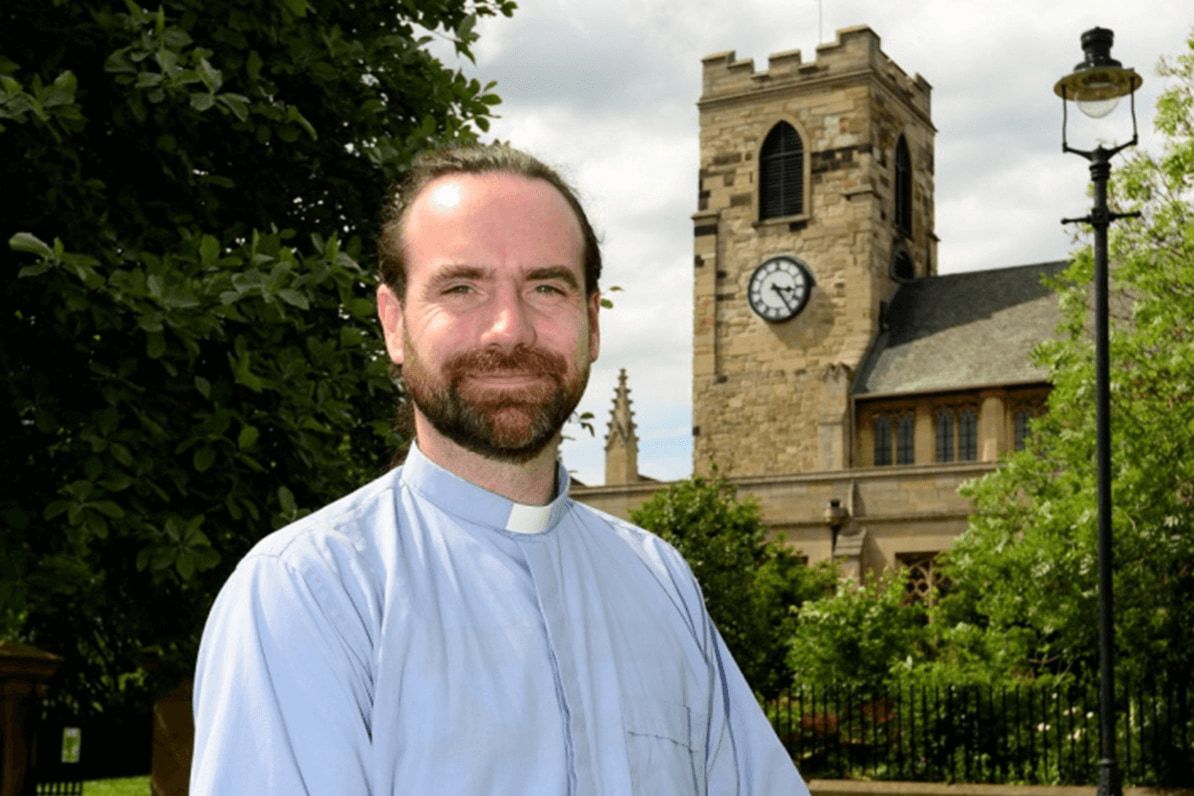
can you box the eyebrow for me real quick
[428,264,487,289]
[526,266,581,291]
[425,266,489,294]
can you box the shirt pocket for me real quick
[623,699,706,795]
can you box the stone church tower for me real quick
[691,26,936,477]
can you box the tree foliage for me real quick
[1,0,514,714]
[787,574,925,691]
[929,33,1194,688]
[630,475,836,699]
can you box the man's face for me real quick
[377,172,600,464]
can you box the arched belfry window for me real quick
[759,122,804,220]
[895,135,912,237]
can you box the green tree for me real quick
[630,475,836,698]
[1,0,514,716]
[786,574,925,691]
[930,33,1194,687]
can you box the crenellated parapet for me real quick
[699,26,932,122]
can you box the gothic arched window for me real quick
[895,135,913,237]
[759,122,804,220]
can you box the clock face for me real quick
[747,256,813,322]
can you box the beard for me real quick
[401,335,589,464]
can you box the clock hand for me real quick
[771,283,797,309]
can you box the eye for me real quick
[532,283,567,296]
[443,284,474,295]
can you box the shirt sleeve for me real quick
[703,604,810,795]
[190,553,374,795]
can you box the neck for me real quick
[412,418,561,505]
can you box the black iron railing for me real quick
[765,680,1193,785]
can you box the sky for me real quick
[431,1,1191,486]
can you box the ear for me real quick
[377,284,405,365]
[587,291,601,363]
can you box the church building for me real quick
[573,26,1062,589]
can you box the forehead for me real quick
[402,172,584,272]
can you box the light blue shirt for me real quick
[191,444,808,794]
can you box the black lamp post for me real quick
[1053,27,1141,796]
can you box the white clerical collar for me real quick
[399,441,569,537]
[504,502,554,534]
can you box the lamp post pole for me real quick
[1053,27,1141,796]
[1088,145,1120,796]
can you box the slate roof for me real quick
[853,261,1068,397]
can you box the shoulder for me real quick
[222,467,405,615]
[575,503,697,565]
[565,500,705,603]
[245,468,401,568]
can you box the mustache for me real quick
[442,345,568,381]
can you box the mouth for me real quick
[464,371,548,388]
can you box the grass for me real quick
[82,776,150,795]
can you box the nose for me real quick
[479,288,536,349]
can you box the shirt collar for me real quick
[399,442,571,535]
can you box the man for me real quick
[190,145,808,794]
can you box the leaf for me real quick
[199,234,219,265]
[217,93,250,122]
[346,297,374,319]
[194,547,221,570]
[43,70,77,108]
[246,50,263,82]
[278,0,309,17]
[9,232,53,258]
[237,425,259,450]
[146,331,166,359]
[196,57,223,92]
[99,475,133,492]
[86,512,109,539]
[43,500,70,520]
[232,351,264,392]
[18,262,51,278]
[103,50,136,76]
[194,376,211,399]
[277,288,310,309]
[277,485,297,514]
[190,92,215,112]
[135,72,163,89]
[285,106,317,140]
[456,14,477,45]
[110,444,134,466]
[162,285,199,309]
[193,445,216,472]
[176,553,195,581]
[93,501,125,519]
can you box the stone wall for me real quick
[573,460,990,573]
